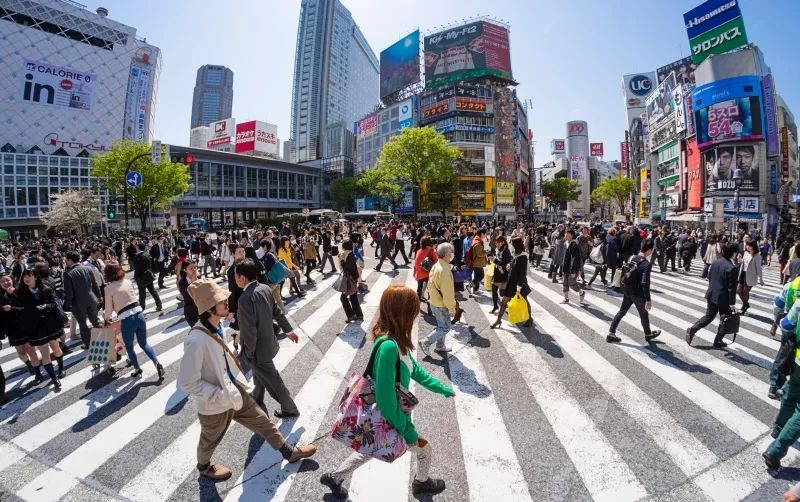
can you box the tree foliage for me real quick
[376,127,463,186]
[328,176,367,211]
[90,140,191,229]
[357,167,402,202]
[540,177,581,211]
[39,189,101,234]
[422,157,470,217]
[591,177,636,215]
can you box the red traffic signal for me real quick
[184,154,194,164]
[171,154,194,165]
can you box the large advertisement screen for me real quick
[380,31,421,99]
[686,138,703,209]
[424,21,512,89]
[703,143,760,193]
[656,56,696,86]
[693,76,763,149]
[645,72,677,127]
[21,59,95,111]
[356,113,378,138]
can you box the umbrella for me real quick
[0,229,9,241]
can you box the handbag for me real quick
[453,268,472,283]
[589,244,604,265]
[484,263,495,290]
[268,259,291,284]
[332,273,348,293]
[717,312,740,343]
[507,293,530,324]
[87,327,119,365]
[611,268,623,288]
[330,338,414,462]
[331,245,339,256]
[420,248,435,272]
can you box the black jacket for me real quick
[17,286,62,337]
[179,276,199,326]
[492,245,513,283]
[562,240,582,274]
[705,257,737,306]
[624,255,653,301]
[504,254,530,297]
[133,252,154,284]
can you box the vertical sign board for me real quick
[151,140,161,164]
[620,142,628,172]
[590,143,604,156]
[762,74,779,157]
[673,87,687,133]
[398,98,413,129]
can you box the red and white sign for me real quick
[620,142,628,171]
[207,118,234,149]
[207,137,230,148]
[235,120,278,156]
[590,142,604,156]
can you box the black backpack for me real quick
[776,331,798,377]
[620,255,644,289]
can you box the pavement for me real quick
[0,243,796,501]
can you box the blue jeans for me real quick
[425,305,453,348]
[121,312,159,370]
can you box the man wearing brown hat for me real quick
[177,278,316,482]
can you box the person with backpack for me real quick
[606,239,661,343]
[560,229,584,305]
[375,227,399,272]
[586,235,607,288]
[685,242,738,348]
[467,229,487,295]
[412,237,436,303]
[681,235,698,273]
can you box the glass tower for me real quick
[191,64,234,128]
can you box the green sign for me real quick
[690,16,748,64]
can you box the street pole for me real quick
[735,186,740,234]
[124,152,150,232]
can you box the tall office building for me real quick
[190,64,233,128]
[289,0,379,164]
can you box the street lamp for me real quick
[733,171,743,234]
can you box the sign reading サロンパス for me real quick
[21,59,95,111]
[683,0,748,64]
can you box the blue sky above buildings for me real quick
[80,0,799,163]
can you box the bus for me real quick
[182,217,207,235]
[342,210,394,223]
[307,209,342,224]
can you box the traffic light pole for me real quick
[124,153,150,232]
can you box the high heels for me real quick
[490,320,502,329]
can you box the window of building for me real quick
[209,163,221,197]
[269,170,278,199]
[247,168,258,198]
[197,162,209,197]
[235,166,245,197]
[223,165,234,196]
[279,172,288,199]
[288,173,296,199]
[258,169,268,198]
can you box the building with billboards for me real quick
[0,0,160,228]
[354,98,415,173]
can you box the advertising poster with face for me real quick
[704,143,760,192]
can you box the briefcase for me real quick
[717,312,740,344]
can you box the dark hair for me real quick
[34,262,51,280]
[104,263,125,283]
[565,229,575,237]
[722,242,738,259]
[511,237,525,254]
[180,259,197,279]
[420,236,433,249]
[342,240,353,251]
[244,246,258,261]
[234,258,259,281]
[260,239,270,248]
[65,251,81,264]
[640,238,654,253]
[20,268,44,290]
[280,236,291,249]
[177,248,189,259]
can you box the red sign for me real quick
[620,142,628,171]
[686,138,703,210]
[455,99,486,112]
[553,140,565,152]
[423,101,450,119]
[590,143,604,156]
[568,123,585,133]
[235,121,257,153]
[206,137,230,148]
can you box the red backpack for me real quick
[464,241,475,268]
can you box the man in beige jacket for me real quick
[177,279,316,482]
[420,243,457,356]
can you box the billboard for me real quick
[684,0,744,39]
[645,72,677,127]
[686,138,703,209]
[762,74,778,157]
[356,113,378,138]
[674,87,687,134]
[496,181,514,205]
[494,87,516,183]
[623,73,656,109]
[551,139,565,154]
[590,143,604,156]
[21,59,95,111]
[424,21,513,89]
[398,98,413,129]
[123,65,151,141]
[235,120,279,156]
[704,143,760,192]
[621,142,628,170]
[693,76,764,149]
[570,158,587,180]
[690,16,748,65]
[207,118,234,148]
[380,30,421,99]
[656,56,697,86]
[639,168,650,218]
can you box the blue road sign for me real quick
[126,171,142,188]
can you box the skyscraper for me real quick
[190,64,234,128]
[289,0,379,163]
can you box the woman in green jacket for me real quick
[321,284,455,499]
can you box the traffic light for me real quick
[107,206,116,220]
[171,154,194,165]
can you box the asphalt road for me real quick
[0,242,794,501]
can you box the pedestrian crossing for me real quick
[0,250,796,501]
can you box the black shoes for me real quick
[131,368,143,378]
[320,473,349,499]
[606,333,621,343]
[762,452,781,469]
[156,363,165,379]
[274,410,300,419]
[685,328,694,346]
[645,330,661,342]
[713,341,728,348]
[412,478,446,495]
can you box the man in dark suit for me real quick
[134,242,163,312]
[234,259,300,418]
[149,235,169,289]
[686,242,738,348]
[63,251,101,348]
[561,229,585,304]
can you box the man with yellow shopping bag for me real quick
[606,239,661,344]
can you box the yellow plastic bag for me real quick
[507,293,530,324]
[484,263,495,290]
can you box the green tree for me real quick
[90,140,191,230]
[329,176,367,211]
[541,177,581,211]
[357,167,403,202]
[592,177,636,215]
[422,157,470,217]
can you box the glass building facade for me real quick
[190,65,234,128]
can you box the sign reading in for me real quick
[21,59,95,111]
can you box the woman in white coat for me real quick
[738,240,763,315]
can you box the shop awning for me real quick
[668,213,704,222]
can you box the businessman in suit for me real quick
[63,250,102,348]
[234,259,300,418]
[686,242,739,348]
[134,242,163,312]
[149,235,170,289]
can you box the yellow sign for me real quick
[497,181,515,205]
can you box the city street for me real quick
[0,246,790,502]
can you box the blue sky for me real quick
[81,0,799,165]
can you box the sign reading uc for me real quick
[629,75,653,97]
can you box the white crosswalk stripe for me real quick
[0,248,794,501]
